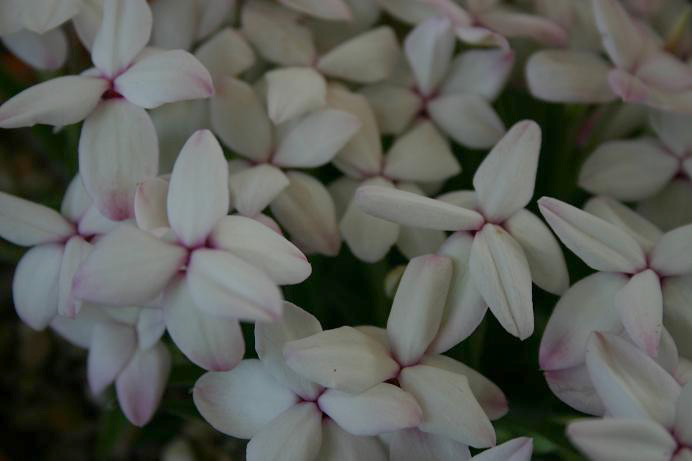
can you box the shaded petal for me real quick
[544,365,605,416]
[57,236,92,318]
[167,130,228,247]
[136,307,165,350]
[650,224,692,276]
[675,382,692,445]
[404,16,455,95]
[615,269,662,357]
[591,0,643,69]
[50,304,109,348]
[116,49,214,109]
[195,28,255,84]
[92,0,153,77]
[20,0,81,33]
[472,437,533,461]
[284,326,399,393]
[134,177,170,231]
[663,275,692,358]
[0,76,107,128]
[2,28,67,71]
[473,120,540,222]
[360,84,420,134]
[318,420,387,461]
[442,49,514,100]
[79,99,159,221]
[13,244,63,330]
[246,403,322,461]
[386,428,472,461]
[279,0,351,20]
[193,359,298,438]
[538,196,646,273]
[265,67,326,124]
[116,342,171,426]
[73,224,186,306]
[638,179,692,232]
[61,175,92,224]
[470,224,534,340]
[149,0,197,50]
[229,164,289,217]
[87,321,136,394]
[399,364,495,448]
[187,249,282,322]
[478,10,567,46]
[0,191,73,246]
[164,276,245,371]
[355,185,484,231]
[428,93,505,149]
[649,110,692,156]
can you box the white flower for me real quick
[356,121,569,340]
[362,16,513,149]
[566,332,691,461]
[52,304,170,427]
[210,77,361,256]
[0,175,116,328]
[72,130,311,371]
[149,0,235,50]
[0,0,214,221]
[328,84,459,262]
[193,302,422,461]
[284,255,505,453]
[539,196,692,360]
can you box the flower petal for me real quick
[167,130,228,247]
[73,224,186,306]
[116,49,214,109]
[0,191,73,246]
[360,84,420,134]
[404,16,455,95]
[57,236,92,318]
[355,185,484,231]
[79,99,159,221]
[615,269,663,357]
[649,110,692,156]
[228,164,289,217]
[442,49,514,100]
[194,28,255,84]
[13,244,63,330]
[20,0,81,34]
[134,177,170,231]
[650,224,692,276]
[91,0,152,77]
[538,196,646,273]
[473,120,540,222]
[149,0,197,50]
[210,215,311,285]
[246,403,322,461]
[87,321,136,394]
[638,179,692,232]
[319,420,387,461]
[0,76,107,128]
[2,28,67,71]
[265,67,326,124]
[115,342,171,426]
[592,0,644,70]
[278,0,352,20]
[544,365,605,415]
[472,437,533,461]
[428,93,505,149]
[477,10,567,46]
[164,276,245,371]
[284,326,399,393]
[675,382,692,445]
[469,224,534,340]
[386,428,472,461]
[663,275,692,359]
[387,254,452,366]
[193,359,298,439]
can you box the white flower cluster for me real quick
[0,0,690,460]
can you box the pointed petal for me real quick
[57,236,92,318]
[473,120,540,222]
[284,326,399,393]
[50,304,109,348]
[115,343,171,426]
[355,185,484,231]
[675,382,692,445]
[615,269,662,357]
[567,418,675,461]
[383,121,460,182]
[134,177,170,231]
[136,307,165,350]
[478,10,567,46]
[586,332,681,426]
[79,99,159,221]
[0,191,73,246]
[265,67,326,124]
[649,110,692,156]
[317,27,400,83]
[386,428,472,461]
[228,164,289,217]
[399,364,496,448]
[0,76,107,128]
[273,109,361,168]
[544,365,605,415]
[428,93,505,149]
[13,244,63,330]
[167,130,228,246]
[404,17,455,95]
[87,321,136,394]
[187,249,282,322]
[92,0,153,77]
[360,84,420,134]
[319,420,387,461]
[210,215,310,285]
[472,437,533,461]
[279,0,351,20]
[538,196,646,272]
[270,171,341,256]
[73,224,186,306]
[470,224,534,340]
[650,224,692,276]
[341,178,400,263]
[195,28,255,84]
[592,0,644,70]
[396,223,447,260]
[193,360,298,438]
[526,50,615,103]
[164,276,245,371]
[2,28,67,71]
[579,139,676,201]
[116,49,213,109]
[149,0,197,50]
[246,403,322,461]
[663,275,692,359]
[387,254,452,365]
[638,179,692,232]
[442,49,514,100]
[20,0,81,33]
[61,175,92,224]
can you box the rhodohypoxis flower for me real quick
[356,121,568,340]
[0,175,116,329]
[539,195,692,359]
[210,76,360,256]
[527,0,692,113]
[327,85,460,262]
[149,0,235,50]
[579,111,692,230]
[567,332,691,461]
[362,16,513,149]
[284,255,505,456]
[193,302,422,461]
[0,0,214,221]
[72,130,311,371]
[241,0,399,123]
[52,305,170,427]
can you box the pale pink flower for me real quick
[362,16,513,149]
[72,130,311,371]
[356,121,569,340]
[0,0,214,221]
